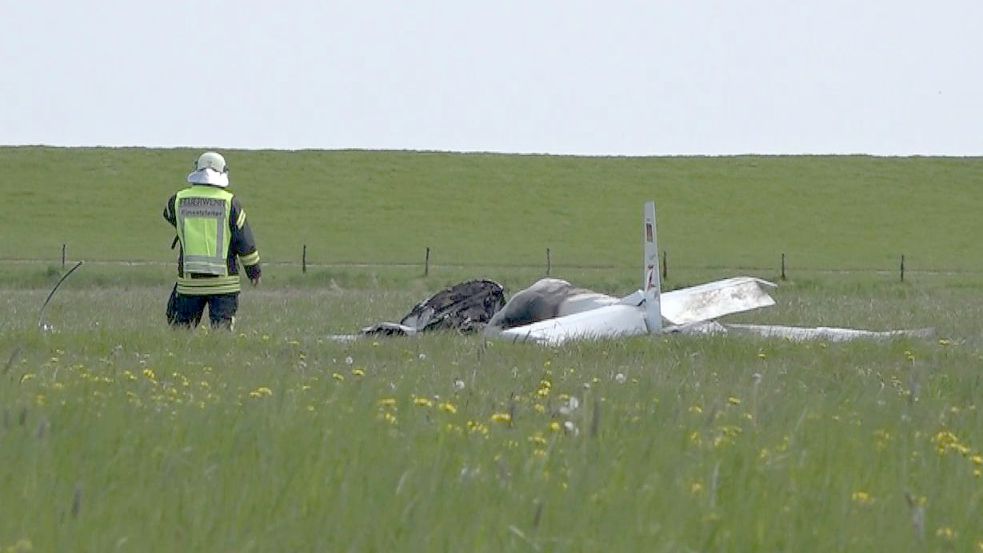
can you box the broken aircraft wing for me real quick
[661,277,777,325]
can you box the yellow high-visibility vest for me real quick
[175,186,239,294]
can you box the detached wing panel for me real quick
[498,304,649,346]
[661,277,777,325]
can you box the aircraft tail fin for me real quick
[643,201,662,332]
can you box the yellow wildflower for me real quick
[438,402,457,414]
[332,372,345,382]
[467,420,490,435]
[490,413,512,424]
[851,491,874,506]
[414,397,433,408]
[142,368,157,382]
[351,368,365,377]
[936,527,956,541]
[690,482,704,495]
[248,387,272,398]
[378,398,398,408]
[689,405,703,414]
[727,396,741,406]
[549,421,562,432]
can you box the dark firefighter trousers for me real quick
[166,285,239,330]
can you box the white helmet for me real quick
[187,151,230,187]
[196,151,227,172]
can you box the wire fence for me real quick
[4,242,982,282]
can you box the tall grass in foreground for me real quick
[2,277,983,551]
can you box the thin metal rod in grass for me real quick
[38,260,84,332]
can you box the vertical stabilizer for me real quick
[643,201,662,332]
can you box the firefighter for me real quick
[163,151,261,329]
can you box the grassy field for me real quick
[2,148,983,551]
[1,147,982,271]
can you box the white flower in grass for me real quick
[559,396,580,415]
[563,421,580,437]
[614,373,627,384]
[344,356,354,365]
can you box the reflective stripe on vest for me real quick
[177,275,241,295]
[176,186,233,276]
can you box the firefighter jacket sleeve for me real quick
[230,197,262,280]
[163,194,177,227]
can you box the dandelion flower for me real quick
[490,413,512,424]
[438,402,457,414]
[414,397,433,408]
[851,491,874,506]
[351,368,365,377]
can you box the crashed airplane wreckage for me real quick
[354,202,932,345]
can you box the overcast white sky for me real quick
[1,0,980,155]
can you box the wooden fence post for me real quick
[662,250,668,280]
[424,247,431,277]
[900,254,905,282]
[302,244,307,273]
[781,253,786,281]
[546,248,551,276]
[61,244,66,269]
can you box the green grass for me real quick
[2,279,983,551]
[1,147,982,271]
[3,148,983,551]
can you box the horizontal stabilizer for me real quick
[661,277,777,325]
